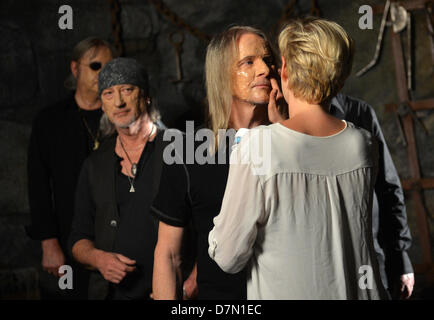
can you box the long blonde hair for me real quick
[205,26,270,150]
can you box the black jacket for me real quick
[330,93,413,289]
[26,94,101,251]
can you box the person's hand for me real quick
[94,250,136,284]
[268,78,288,123]
[183,272,198,300]
[41,238,66,277]
[399,273,414,299]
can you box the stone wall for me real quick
[0,0,433,299]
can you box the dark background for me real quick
[0,0,433,299]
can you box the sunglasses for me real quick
[79,61,102,71]
[88,62,102,71]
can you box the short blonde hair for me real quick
[278,18,354,105]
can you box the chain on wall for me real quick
[148,0,321,45]
[273,0,321,37]
[109,0,124,56]
[149,0,211,42]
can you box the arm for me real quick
[72,239,136,284]
[153,221,184,300]
[26,113,65,276]
[333,95,414,297]
[268,77,288,123]
[27,113,59,240]
[367,107,413,272]
[358,104,413,298]
[69,161,136,283]
[209,143,265,274]
[41,238,65,277]
[151,135,193,299]
[183,262,198,300]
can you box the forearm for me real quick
[42,237,60,247]
[71,239,102,271]
[27,126,58,240]
[41,238,63,254]
[153,244,183,300]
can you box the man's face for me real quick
[73,46,113,93]
[101,84,143,128]
[231,33,273,105]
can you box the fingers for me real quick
[400,283,413,299]
[400,285,410,300]
[399,274,414,299]
[115,254,136,272]
[268,88,285,124]
[115,253,136,266]
[125,265,136,273]
[183,286,188,300]
[43,264,63,277]
[46,267,59,277]
[97,252,138,284]
[182,280,198,300]
[106,269,127,284]
[101,253,137,284]
[268,88,277,108]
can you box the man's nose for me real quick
[257,59,270,77]
[113,90,124,108]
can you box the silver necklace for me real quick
[119,124,155,192]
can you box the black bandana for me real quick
[98,57,148,96]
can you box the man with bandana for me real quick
[26,37,114,299]
[69,58,166,300]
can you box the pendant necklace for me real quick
[119,124,155,192]
[78,109,101,151]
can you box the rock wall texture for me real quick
[0,0,432,298]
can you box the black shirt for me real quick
[26,94,102,251]
[70,130,163,300]
[151,131,247,300]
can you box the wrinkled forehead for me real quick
[79,45,110,62]
[102,83,139,92]
[234,32,270,60]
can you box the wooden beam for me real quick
[373,0,433,15]
[402,178,434,190]
[385,98,434,112]
[390,30,433,266]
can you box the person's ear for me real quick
[71,60,79,79]
[280,56,288,82]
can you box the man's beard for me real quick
[233,95,269,107]
[114,98,143,129]
[115,114,138,129]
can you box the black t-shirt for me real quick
[151,130,247,300]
